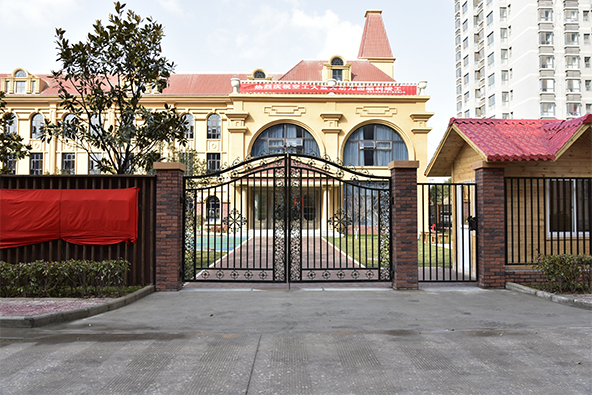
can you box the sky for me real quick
[0,0,455,158]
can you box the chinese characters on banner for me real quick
[239,82,418,95]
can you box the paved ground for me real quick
[1,284,591,394]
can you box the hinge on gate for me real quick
[467,216,477,231]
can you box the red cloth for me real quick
[0,188,139,248]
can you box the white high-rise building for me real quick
[454,0,592,119]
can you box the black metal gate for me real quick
[183,153,391,283]
[417,183,478,282]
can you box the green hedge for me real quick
[535,254,592,294]
[0,259,130,298]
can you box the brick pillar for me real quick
[473,162,506,288]
[389,161,420,290]
[154,162,186,291]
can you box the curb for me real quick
[0,285,155,328]
[506,282,592,310]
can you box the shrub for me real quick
[0,259,130,298]
[534,254,591,293]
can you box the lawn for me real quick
[324,235,452,268]
[183,250,225,279]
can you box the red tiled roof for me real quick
[279,60,395,82]
[358,10,394,59]
[450,114,592,162]
[163,74,250,95]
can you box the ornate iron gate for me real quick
[183,153,392,283]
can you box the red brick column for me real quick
[154,162,186,291]
[389,161,419,290]
[474,162,506,288]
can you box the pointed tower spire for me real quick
[358,10,395,78]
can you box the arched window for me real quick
[4,113,16,134]
[253,70,266,79]
[206,196,220,222]
[250,124,320,157]
[63,114,76,140]
[15,70,27,78]
[30,113,44,139]
[182,113,194,139]
[207,114,221,139]
[331,57,344,66]
[89,114,101,136]
[343,124,408,166]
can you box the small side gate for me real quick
[417,183,478,282]
[183,153,392,283]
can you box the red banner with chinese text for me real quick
[0,188,139,248]
[239,82,417,95]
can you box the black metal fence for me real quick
[417,183,477,282]
[505,177,591,265]
[0,175,156,286]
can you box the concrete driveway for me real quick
[1,285,591,394]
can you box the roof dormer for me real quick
[247,68,272,80]
[1,68,46,94]
[323,55,352,81]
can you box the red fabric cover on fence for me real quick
[0,188,139,248]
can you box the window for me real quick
[462,2,467,14]
[5,81,9,92]
[457,101,463,111]
[565,32,579,46]
[500,7,507,22]
[303,194,316,221]
[567,103,581,116]
[488,73,495,87]
[455,2,460,13]
[585,57,591,68]
[206,196,220,222]
[89,153,102,174]
[584,34,590,45]
[465,110,470,117]
[207,114,221,139]
[486,12,493,25]
[487,32,494,46]
[564,9,578,22]
[463,37,469,49]
[456,51,461,62]
[585,80,591,91]
[475,49,483,62]
[540,55,554,69]
[464,55,469,67]
[566,79,580,93]
[457,84,462,95]
[15,81,25,93]
[206,153,221,172]
[4,113,16,134]
[539,8,552,21]
[475,68,483,80]
[500,28,508,43]
[30,153,43,175]
[456,68,462,78]
[474,12,483,26]
[3,155,16,174]
[541,79,555,92]
[501,49,508,64]
[464,73,469,85]
[541,102,555,117]
[488,94,495,108]
[502,113,510,119]
[487,53,494,66]
[15,70,26,78]
[475,31,483,44]
[89,114,101,136]
[501,70,509,84]
[331,57,344,66]
[587,103,592,114]
[332,69,343,81]
[253,70,266,79]
[584,11,589,22]
[464,91,470,103]
[539,32,553,45]
[182,113,194,139]
[463,19,468,31]
[548,179,590,235]
[62,153,75,174]
[502,92,509,105]
[566,55,580,69]
[251,124,320,157]
[475,88,482,99]
[63,114,76,140]
[456,18,461,29]
[30,113,44,139]
[343,124,408,167]
[31,81,36,93]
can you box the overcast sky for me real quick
[0,0,455,157]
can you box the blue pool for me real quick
[186,236,249,251]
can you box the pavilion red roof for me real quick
[357,10,394,59]
[279,60,394,82]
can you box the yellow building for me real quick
[1,10,432,181]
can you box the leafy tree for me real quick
[0,91,32,174]
[43,2,186,174]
